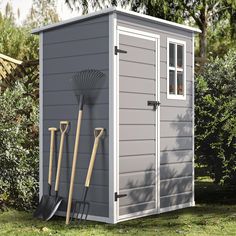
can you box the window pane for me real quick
[169,70,175,94]
[177,71,184,95]
[169,43,175,67]
[177,45,183,68]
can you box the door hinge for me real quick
[115,46,127,55]
[147,100,161,111]
[115,192,127,201]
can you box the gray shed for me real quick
[33,7,201,223]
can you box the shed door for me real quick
[117,28,159,219]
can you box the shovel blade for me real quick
[33,195,50,219]
[42,195,63,221]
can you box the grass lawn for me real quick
[1,178,236,236]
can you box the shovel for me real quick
[72,128,105,223]
[43,121,69,221]
[33,127,57,219]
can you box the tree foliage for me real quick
[195,50,236,184]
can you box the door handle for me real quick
[147,101,161,110]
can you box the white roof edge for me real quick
[32,7,201,34]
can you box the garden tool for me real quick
[43,121,69,221]
[66,69,105,225]
[33,127,57,219]
[72,128,105,224]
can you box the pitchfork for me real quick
[71,128,105,224]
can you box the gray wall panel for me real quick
[160,177,192,197]
[119,155,155,173]
[43,135,108,154]
[43,16,109,44]
[43,104,108,120]
[120,140,155,156]
[42,15,109,218]
[160,107,192,121]
[160,150,192,164]
[120,76,155,94]
[44,53,108,74]
[160,192,192,208]
[119,187,155,207]
[160,137,192,151]
[160,121,192,138]
[160,163,192,180]
[43,90,108,106]
[120,125,155,140]
[43,71,109,91]
[120,202,155,215]
[44,37,109,59]
[120,110,155,124]
[120,171,155,190]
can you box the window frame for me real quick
[167,38,186,100]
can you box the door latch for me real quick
[147,100,161,110]
[115,192,127,201]
[115,46,127,55]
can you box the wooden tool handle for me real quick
[85,128,104,187]
[48,128,57,186]
[66,111,83,225]
[55,121,69,192]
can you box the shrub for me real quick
[0,83,39,210]
[195,50,236,185]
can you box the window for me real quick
[167,38,186,99]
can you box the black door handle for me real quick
[147,101,161,110]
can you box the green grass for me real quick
[1,178,236,236]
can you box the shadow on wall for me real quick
[120,107,194,215]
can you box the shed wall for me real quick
[42,15,110,218]
[117,13,194,211]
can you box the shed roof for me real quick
[32,7,201,34]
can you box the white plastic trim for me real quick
[39,33,43,199]
[109,13,117,224]
[167,37,187,100]
[159,202,194,213]
[192,32,195,206]
[56,211,110,223]
[32,7,201,34]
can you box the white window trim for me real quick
[167,38,186,100]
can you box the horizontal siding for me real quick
[160,176,192,197]
[120,125,155,140]
[43,152,109,170]
[120,140,155,156]
[160,163,192,180]
[58,199,108,217]
[120,201,155,216]
[43,53,108,75]
[160,150,193,164]
[160,192,192,208]
[43,119,109,136]
[43,70,109,91]
[120,155,155,173]
[43,89,108,106]
[43,135,108,154]
[43,16,109,44]
[43,182,108,203]
[119,187,155,207]
[43,167,108,186]
[42,16,109,218]
[43,104,108,120]
[44,37,109,59]
[160,107,192,122]
[160,121,192,138]
[120,171,155,190]
[160,137,192,151]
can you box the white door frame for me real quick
[115,26,160,222]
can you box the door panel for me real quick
[118,31,158,218]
